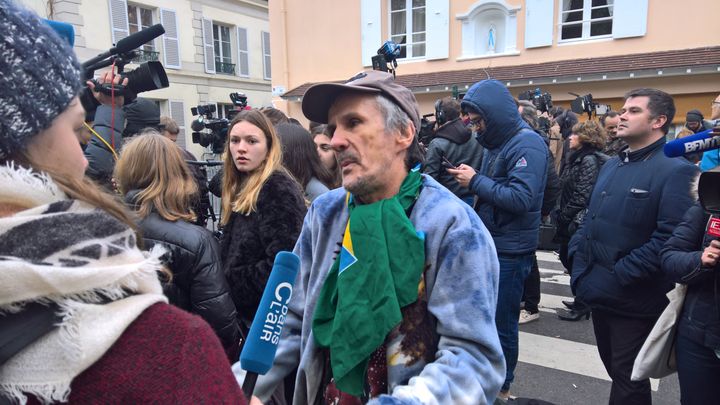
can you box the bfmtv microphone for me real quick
[664,129,717,157]
[240,251,300,399]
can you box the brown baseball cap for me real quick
[301,70,420,133]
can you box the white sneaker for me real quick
[519,309,539,324]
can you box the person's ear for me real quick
[395,120,415,150]
[652,115,667,131]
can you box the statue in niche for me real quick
[488,24,496,53]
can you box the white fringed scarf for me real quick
[0,164,168,404]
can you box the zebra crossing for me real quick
[511,250,681,405]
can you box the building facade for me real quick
[270,0,720,132]
[22,0,272,158]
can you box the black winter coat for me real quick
[555,146,607,241]
[126,191,240,358]
[569,138,700,317]
[221,171,306,324]
[660,203,720,350]
[423,118,483,200]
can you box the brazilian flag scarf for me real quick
[312,169,425,396]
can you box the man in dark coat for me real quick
[423,97,483,205]
[569,88,699,405]
[84,97,160,189]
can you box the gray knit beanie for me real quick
[0,0,83,160]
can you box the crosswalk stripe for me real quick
[519,331,661,391]
[528,252,662,392]
[536,293,571,314]
[538,272,571,286]
[535,250,559,262]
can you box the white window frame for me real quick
[127,3,156,52]
[213,23,233,74]
[389,0,427,60]
[216,103,236,120]
[558,0,614,43]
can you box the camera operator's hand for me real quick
[87,71,128,106]
[701,239,720,268]
[447,164,476,188]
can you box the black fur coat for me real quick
[221,171,306,323]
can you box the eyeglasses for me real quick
[467,116,484,128]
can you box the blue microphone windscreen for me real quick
[240,251,300,374]
[664,129,713,157]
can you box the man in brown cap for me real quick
[241,70,504,404]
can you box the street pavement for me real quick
[510,250,681,405]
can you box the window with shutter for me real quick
[169,101,186,149]
[237,27,249,77]
[202,18,216,74]
[261,31,271,80]
[160,8,181,69]
[108,0,129,44]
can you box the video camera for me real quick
[371,40,402,77]
[518,88,553,114]
[191,92,250,154]
[80,24,169,118]
[569,92,611,119]
[418,113,436,145]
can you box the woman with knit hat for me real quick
[0,1,245,403]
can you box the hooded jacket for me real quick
[424,118,484,200]
[461,80,548,254]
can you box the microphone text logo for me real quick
[260,282,293,344]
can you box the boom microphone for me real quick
[664,129,716,158]
[82,24,166,70]
[239,251,301,399]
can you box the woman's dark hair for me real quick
[258,107,289,127]
[556,110,579,139]
[276,123,335,189]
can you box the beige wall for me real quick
[272,0,720,90]
[271,0,720,127]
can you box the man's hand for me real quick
[87,71,128,106]
[249,396,263,405]
[701,239,720,268]
[447,164,476,188]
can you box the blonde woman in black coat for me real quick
[115,132,240,359]
[219,110,306,328]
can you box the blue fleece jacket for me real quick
[238,175,505,404]
[461,80,548,255]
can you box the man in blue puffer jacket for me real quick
[569,88,699,405]
[449,79,548,400]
